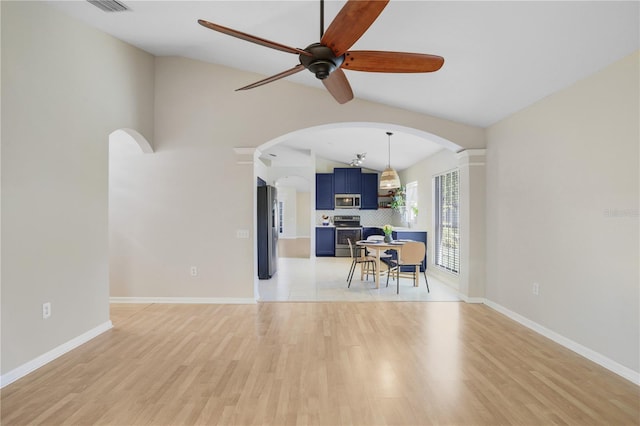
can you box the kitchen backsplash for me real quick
[316,209,397,226]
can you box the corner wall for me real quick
[1,1,154,377]
[485,51,639,375]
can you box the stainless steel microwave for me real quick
[335,194,361,209]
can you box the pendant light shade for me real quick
[380,132,401,190]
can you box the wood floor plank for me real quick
[1,302,638,425]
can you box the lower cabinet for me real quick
[363,226,384,240]
[315,227,335,256]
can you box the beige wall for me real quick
[399,149,460,287]
[1,1,154,375]
[296,192,311,237]
[485,51,639,373]
[106,55,483,300]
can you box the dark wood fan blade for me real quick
[342,51,444,73]
[321,0,389,57]
[198,19,312,57]
[322,68,354,104]
[236,64,306,91]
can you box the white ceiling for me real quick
[50,0,639,170]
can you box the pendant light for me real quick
[380,131,401,190]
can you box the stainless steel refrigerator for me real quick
[257,185,278,279]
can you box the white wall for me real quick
[486,51,639,374]
[1,1,154,375]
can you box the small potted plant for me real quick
[383,224,393,243]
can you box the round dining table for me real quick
[355,239,410,289]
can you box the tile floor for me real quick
[258,256,461,302]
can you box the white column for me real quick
[456,149,486,300]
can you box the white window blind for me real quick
[434,170,459,273]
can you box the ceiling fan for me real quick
[198,0,444,104]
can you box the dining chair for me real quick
[347,238,377,287]
[386,241,429,294]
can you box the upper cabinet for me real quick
[333,168,361,194]
[315,173,334,210]
[360,173,378,210]
[315,168,379,210]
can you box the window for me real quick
[434,170,459,273]
[405,181,418,224]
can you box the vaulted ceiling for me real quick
[51,1,639,170]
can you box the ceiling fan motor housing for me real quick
[300,43,345,80]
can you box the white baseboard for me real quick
[0,321,113,389]
[484,299,640,386]
[109,297,257,304]
[460,295,485,304]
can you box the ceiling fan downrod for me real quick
[320,0,324,39]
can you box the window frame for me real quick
[433,168,460,274]
[405,181,418,224]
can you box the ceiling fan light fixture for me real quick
[300,43,345,80]
[308,60,336,80]
[380,131,401,190]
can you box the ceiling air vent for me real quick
[87,0,130,12]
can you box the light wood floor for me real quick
[2,302,638,425]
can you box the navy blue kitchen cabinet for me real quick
[315,173,334,210]
[363,226,384,240]
[392,231,427,272]
[360,173,378,210]
[334,168,361,194]
[315,227,335,256]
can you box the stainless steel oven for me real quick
[333,215,362,257]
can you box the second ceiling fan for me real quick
[198,0,444,104]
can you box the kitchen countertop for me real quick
[361,225,426,232]
[316,224,425,232]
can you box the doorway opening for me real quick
[253,122,463,302]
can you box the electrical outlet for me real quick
[42,302,51,319]
[236,229,250,239]
[532,282,539,296]
[190,266,198,277]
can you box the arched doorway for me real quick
[252,121,463,301]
